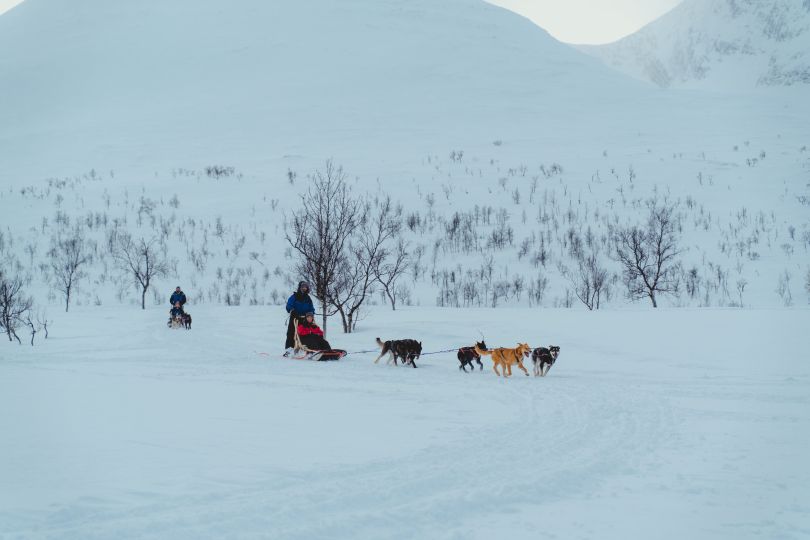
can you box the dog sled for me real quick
[289,325,345,361]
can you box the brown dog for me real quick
[474,343,531,377]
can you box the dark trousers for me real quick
[300,334,331,351]
[285,313,303,349]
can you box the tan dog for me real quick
[474,343,531,377]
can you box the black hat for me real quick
[298,281,310,290]
[305,311,315,317]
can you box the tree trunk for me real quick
[649,292,657,308]
[385,287,397,311]
[141,286,147,310]
[338,307,350,333]
[65,288,70,313]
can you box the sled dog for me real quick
[531,346,560,376]
[375,338,422,368]
[457,341,487,372]
[474,343,531,377]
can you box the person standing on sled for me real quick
[284,281,315,356]
[169,286,187,307]
[297,312,332,351]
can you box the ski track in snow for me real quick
[1,306,808,539]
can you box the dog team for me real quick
[372,338,559,376]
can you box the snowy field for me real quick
[2,0,809,538]
[1,305,808,539]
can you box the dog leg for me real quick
[476,358,483,371]
[492,363,501,377]
[373,352,386,364]
[518,362,529,376]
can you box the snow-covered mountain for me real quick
[0,0,642,179]
[1,0,808,313]
[579,0,810,88]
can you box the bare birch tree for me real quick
[613,200,682,307]
[285,160,359,332]
[49,228,92,312]
[374,238,410,310]
[0,264,32,344]
[328,196,401,332]
[112,234,169,309]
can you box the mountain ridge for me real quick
[579,0,810,88]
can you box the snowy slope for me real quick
[579,0,810,89]
[1,305,808,538]
[0,0,642,179]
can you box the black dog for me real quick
[531,346,560,377]
[457,341,487,372]
[375,338,422,368]
[182,312,192,330]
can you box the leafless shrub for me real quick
[776,270,793,306]
[559,247,610,310]
[205,165,236,179]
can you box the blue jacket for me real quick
[286,292,314,315]
[170,291,187,306]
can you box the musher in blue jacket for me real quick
[285,281,315,353]
[169,286,187,307]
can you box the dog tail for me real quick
[474,344,492,356]
[376,337,384,348]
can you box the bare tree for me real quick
[285,161,359,332]
[112,234,169,309]
[49,228,92,312]
[613,200,682,307]
[559,248,610,310]
[36,311,50,339]
[0,265,33,344]
[23,312,42,346]
[374,238,411,310]
[328,196,401,332]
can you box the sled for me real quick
[291,324,345,361]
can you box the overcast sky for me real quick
[486,0,682,44]
[0,0,681,45]
[0,0,22,15]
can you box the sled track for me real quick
[22,371,673,539]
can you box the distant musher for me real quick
[170,286,187,307]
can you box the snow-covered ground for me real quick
[2,0,809,537]
[1,305,808,539]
